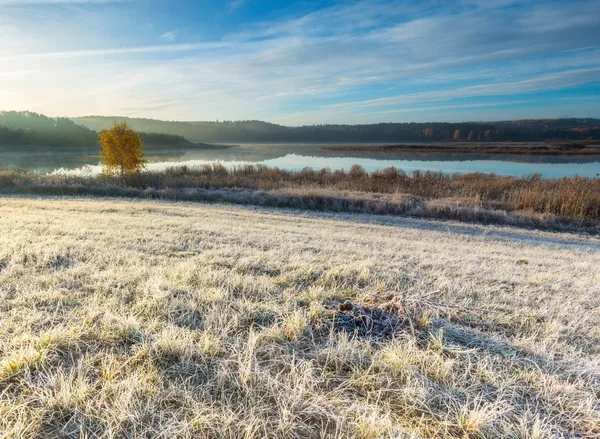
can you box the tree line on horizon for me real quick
[71,115,600,143]
[1,110,599,147]
[0,111,187,147]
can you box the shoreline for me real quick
[320,141,600,155]
[2,165,599,233]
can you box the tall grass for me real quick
[1,164,599,228]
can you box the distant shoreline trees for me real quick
[73,116,600,143]
[1,111,599,146]
[0,111,188,147]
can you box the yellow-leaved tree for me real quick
[99,122,146,178]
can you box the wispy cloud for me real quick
[0,42,228,60]
[159,30,180,42]
[228,0,245,12]
[0,0,126,4]
[319,68,600,112]
[1,0,599,123]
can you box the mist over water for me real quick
[2,143,599,178]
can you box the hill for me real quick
[3,110,599,146]
[0,111,189,147]
[73,115,600,143]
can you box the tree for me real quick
[99,122,146,178]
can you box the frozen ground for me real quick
[0,196,598,438]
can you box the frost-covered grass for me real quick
[0,197,599,438]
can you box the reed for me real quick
[1,164,599,228]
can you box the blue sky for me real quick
[1,0,599,124]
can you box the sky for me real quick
[0,0,599,125]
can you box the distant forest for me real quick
[74,115,600,143]
[0,111,187,147]
[1,111,599,147]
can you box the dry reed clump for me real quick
[1,197,599,438]
[0,165,599,231]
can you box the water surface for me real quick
[1,143,599,178]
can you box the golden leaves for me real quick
[99,122,146,177]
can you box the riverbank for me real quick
[1,165,599,233]
[320,140,600,155]
[1,197,598,437]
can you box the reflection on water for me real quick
[1,143,599,178]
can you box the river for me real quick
[1,143,599,178]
